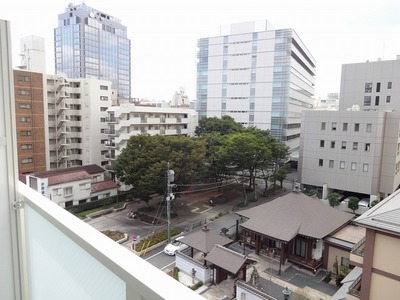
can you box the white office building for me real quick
[196,20,316,152]
[47,74,113,169]
[299,57,400,201]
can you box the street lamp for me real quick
[282,286,291,299]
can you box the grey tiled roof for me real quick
[236,192,353,241]
[180,226,232,254]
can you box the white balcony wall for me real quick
[21,183,202,300]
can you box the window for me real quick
[17,75,29,82]
[343,123,348,131]
[363,96,371,106]
[354,123,360,132]
[321,122,326,130]
[351,162,357,171]
[19,103,31,109]
[365,83,372,93]
[366,124,372,133]
[353,142,358,150]
[376,82,381,92]
[341,141,347,150]
[329,160,334,168]
[320,140,325,147]
[65,201,73,208]
[365,143,370,151]
[79,183,90,190]
[332,122,337,131]
[100,107,108,111]
[341,257,350,268]
[21,158,33,164]
[19,117,31,122]
[375,96,380,106]
[100,96,108,101]
[388,82,392,89]
[53,188,62,196]
[363,164,369,172]
[331,141,336,148]
[17,89,30,96]
[387,95,391,103]
[64,186,73,197]
[340,161,345,169]
[20,130,32,136]
[21,144,32,150]
[100,85,108,90]
[319,159,323,167]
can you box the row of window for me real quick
[321,122,372,133]
[320,140,371,151]
[365,81,392,93]
[318,159,369,172]
[364,95,391,106]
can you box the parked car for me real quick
[358,198,370,207]
[163,236,189,255]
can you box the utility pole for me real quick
[166,162,175,244]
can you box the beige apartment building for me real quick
[299,57,400,201]
[14,69,47,174]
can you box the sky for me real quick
[1,0,400,101]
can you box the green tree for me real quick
[348,196,359,213]
[327,192,341,207]
[195,115,244,137]
[114,135,206,205]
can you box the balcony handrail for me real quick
[19,182,202,299]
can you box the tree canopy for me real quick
[114,135,206,202]
[195,115,244,137]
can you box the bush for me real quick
[189,281,203,290]
[322,271,332,283]
[173,267,180,281]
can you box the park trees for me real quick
[195,115,244,137]
[114,135,206,204]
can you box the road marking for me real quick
[161,262,175,271]
[145,250,164,260]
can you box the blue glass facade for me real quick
[54,3,131,99]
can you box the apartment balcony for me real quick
[105,116,117,123]
[105,140,116,148]
[104,128,116,136]
[104,152,116,160]
[350,236,365,266]
[15,182,201,299]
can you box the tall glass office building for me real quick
[196,21,316,152]
[54,3,131,99]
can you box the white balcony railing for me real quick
[18,183,203,300]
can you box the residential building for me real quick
[55,3,131,99]
[299,57,400,201]
[344,188,400,299]
[104,100,198,174]
[1,19,202,300]
[196,20,316,153]
[14,69,47,174]
[25,164,117,208]
[47,74,113,169]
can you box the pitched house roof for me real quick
[180,226,232,254]
[48,170,91,186]
[30,164,105,178]
[91,180,118,193]
[205,245,255,274]
[236,192,354,242]
[355,188,400,235]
